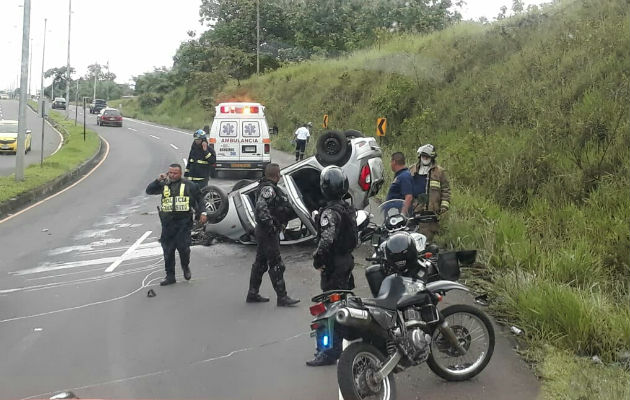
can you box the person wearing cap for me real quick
[184,129,216,190]
[409,144,450,240]
[293,122,312,161]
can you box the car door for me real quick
[216,120,240,163]
[281,174,318,237]
[240,120,261,162]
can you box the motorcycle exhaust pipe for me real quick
[336,307,371,327]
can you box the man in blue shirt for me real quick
[386,152,414,215]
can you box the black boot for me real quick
[246,293,270,303]
[277,295,300,307]
[160,277,176,286]
[306,351,337,366]
[182,266,191,281]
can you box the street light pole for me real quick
[65,0,72,118]
[256,0,260,75]
[40,18,47,167]
[16,0,31,182]
[28,37,33,97]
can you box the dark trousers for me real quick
[160,217,192,279]
[193,178,208,190]
[295,139,306,161]
[320,253,355,292]
[318,253,355,359]
[248,225,287,298]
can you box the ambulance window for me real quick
[242,121,260,137]
[219,121,237,137]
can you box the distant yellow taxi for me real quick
[0,120,32,154]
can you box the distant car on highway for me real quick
[0,120,32,154]
[202,130,384,245]
[52,97,66,110]
[96,108,123,127]
[89,99,107,114]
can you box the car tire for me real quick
[232,179,254,192]
[344,129,364,139]
[201,184,229,223]
[315,130,350,167]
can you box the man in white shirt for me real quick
[293,122,312,161]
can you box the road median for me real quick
[0,105,104,220]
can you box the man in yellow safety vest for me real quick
[146,163,206,285]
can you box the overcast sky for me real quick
[0,0,550,93]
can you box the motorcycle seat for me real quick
[363,275,407,310]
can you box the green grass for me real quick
[0,105,101,204]
[531,345,630,400]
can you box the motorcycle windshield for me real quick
[373,199,406,227]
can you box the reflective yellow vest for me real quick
[161,183,190,212]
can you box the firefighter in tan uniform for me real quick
[409,144,451,241]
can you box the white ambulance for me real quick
[207,102,271,177]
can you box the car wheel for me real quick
[232,179,254,192]
[315,130,350,167]
[201,185,229,223]
[344,129,364,139]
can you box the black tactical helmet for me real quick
[384,232,418,273]
[320,166,349,200]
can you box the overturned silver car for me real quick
[200,130,384,245]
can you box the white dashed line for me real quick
[125,118,190,135]
[150,135,160,139]
[127,127,137,132]
[170,143,178,150]
[105,230,152,272]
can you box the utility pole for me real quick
[40,18,47,167]
[75,79,79,125]
[16,0,31,181]
[93,62,97,101]
[28,37,33,97]
[65,0,72,118]
[256,0,260,75]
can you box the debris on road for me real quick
[147,289,156,298]
[510,326,523,335]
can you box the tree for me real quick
[512,0,524,14]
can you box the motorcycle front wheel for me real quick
[427,304,495,381]
[337,342,397,400]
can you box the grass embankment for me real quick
[110,1,629,397]
[111,88,208,131]
[0,102,100,204]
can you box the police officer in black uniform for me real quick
[307,166,358,366]
[184,129,216,190]
[146,163,206,286]
[246,163,300,307]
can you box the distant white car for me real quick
[201,130,384,245]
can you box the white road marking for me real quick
[127,127,137,132]
[0,268,162,325]
[105,230,153,272]
[125,118,190,135]
[0,137,111,225]
[150,134,160,139]
[170,143,178,150]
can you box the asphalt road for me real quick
[0,107,539,399]
[0,100,63,176]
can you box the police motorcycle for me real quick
[309,200,494,400]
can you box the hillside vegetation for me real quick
[114,0,629,397]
